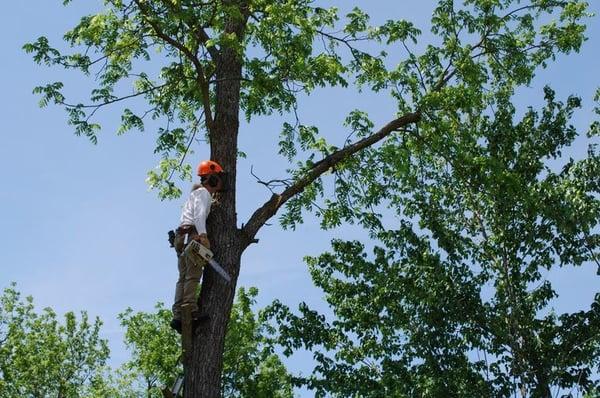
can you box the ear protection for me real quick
[206,174,220,188]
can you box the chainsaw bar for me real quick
[185,241,232,283]
[207,258,232,283]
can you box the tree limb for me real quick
[250,165,293,194]
[57,82,169,109]
[240,111,421,245]
[195,26,220,61]
[134,0,216,134]
[158,0,221,60]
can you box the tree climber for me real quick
[169,160,224,334]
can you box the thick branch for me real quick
[241,111,421,244]
[158,0,221,60]
[195,26,220,60]
[134,0,215,133]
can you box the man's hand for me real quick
[194,233,211,249]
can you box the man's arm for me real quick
[195,233,210,249]
[192,188,213,248]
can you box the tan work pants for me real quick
[172,235,206,319]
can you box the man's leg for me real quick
[172,254,186,320]
[181,251,205,315]
[170,235,186,333]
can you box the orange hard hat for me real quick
[197,160,224,176]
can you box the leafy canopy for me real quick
[24,0,590,202]
[266,84,600,397]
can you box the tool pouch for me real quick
[168,230,176,247]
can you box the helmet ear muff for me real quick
[207,175,219,188]
[202,174,220,188]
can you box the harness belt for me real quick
[167,225,198,248]
[176,225,198,236]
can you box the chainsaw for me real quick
[184,240,232,283]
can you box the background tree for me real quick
[117,303,181,397]
[25,0,592,396]
[1,283,293,397]
[221,287,293,398]
[0,283,110,398]
[264,88,600,397]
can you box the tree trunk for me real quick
[186,244,243,397]
[185,2,248,396]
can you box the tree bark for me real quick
[185,1,249,397]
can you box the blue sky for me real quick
[1,0,598,394]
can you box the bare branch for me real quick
[250,165,293,194]
[60,82,169,109]
[316,29,372,66]
[500,2,568,22]
[166,110,206,183]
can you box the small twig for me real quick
[166,110,205,183]
[401,40,427,91]
[60,82,169,109]
[250,165,293,194]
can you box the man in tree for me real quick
[170,160,224,334]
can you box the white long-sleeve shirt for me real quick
[180,186,212,234]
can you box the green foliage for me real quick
[113,288,293,398]
[24,1,209,198]
[243,1,345,117]
[0,283,110,398]
[117,303,181,397]
[266,82,600,396]
[23,0,347,198]
[268,0,593,228]
[24,0,593,203]
[256,4,599,394]
[1,284,294,397]
[222,287,294,398]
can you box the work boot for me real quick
[170,318,182,334]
